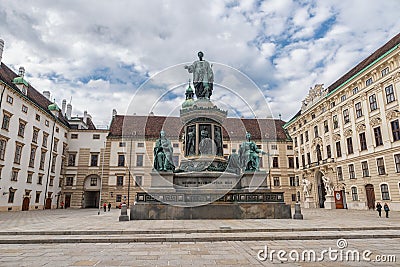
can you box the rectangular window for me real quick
[295,157,299,169]
[374,127,383,146]
[39,151,46,170]
[6,95,13,104]
[272,157,279,168]
[341,95,346,102]
[42,133,48,148]
[305,131,309,142]
[307,153,311,165]
[330,101,335,108]
[314,125,319,138]
[353,87,359,95]
[337,166,343,181]
[68,153,76,166]
[22,105,28,113]
[32,128,39,143]
[35,191,41,203]
[381,184,390,200]
[8,190,15,203]
[11,170,19,181]
[336,141,342,157]
[35,114,40,121]
[90,177,97,186]
[273,177,280,187]
[355,102,362,118]
[29,146,36,167]
[289,176,296,187]
[365,77,373,86]
[66,176,73,186]
[92,134,100,140]
[26,172,33,184]
[349,164,355,179]
[271,144,277,150]
[381,67,389,77]
[347,137,354,155]
[49,176,54,186]
[71,134,78,139]
[173,143,179,148]
[300,134,304,145]
[45,120,49,127]
[343,109,350,124]
[53,138,58,152]
[18,121,26,137]
[324,120,329,133]
[311,113,316,119]
[0,139,7,160]
[51,155,56,173]
[118,154,125,166]
[369,94,378,111]
[377,157,386,175]
[351,187,358,201]
[361,161,369,177]
[391,120,400,142]
[385,85,395,103]
[14,144,23,164]
[287,145,293,150]
[326,145,331,158]
[90,154,99,166]
[136,154,144,167]
[116,195,122,202]
[359,132,367,151]
[117,176,124,186]
[119,142,126,147]
[294,137,298,147]
[333,115,338,129]
[1,113,10,130]
[288,157,294,168]
[37,174,43,185]
[301,155,305,167]
[137,142,145,148]
[394,154,400,173]
[135,176,142,187]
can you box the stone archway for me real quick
[315,171,326,208]
[83,175,101,208]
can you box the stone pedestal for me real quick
[324,195,336,210]
[240,171,268,191]
[119,204,129,221]
[149,171,176,193]
[304,196,316,208]
[293,203,303,220]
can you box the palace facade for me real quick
[284,33,400,211]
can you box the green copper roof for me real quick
[12,76,29,87]
[186,84,193,93]
[48,103,60,111]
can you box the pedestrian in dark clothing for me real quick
[108,202,111,211]
[384,203,390,218]
[376,202,382,217]
[103,202,107,212]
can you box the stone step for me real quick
[1,230,400,244]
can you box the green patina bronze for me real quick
[239,132,267,172]
[153,130,175,172]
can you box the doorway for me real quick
[365,184,375,209]
[84,191,100,208]
[316,171,326,208]
[22,197,30,211]
[45,198,52,209]
[65,194,71,208]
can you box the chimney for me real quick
[66,103,72,119]
[43,91,51,100]
[61,99,66,115]
[112,109,117,118]
[18,67,25,78]
[83,110,88,124]
[0,39,4,65]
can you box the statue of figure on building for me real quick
[322,176,334,196]
[239,132,267,171]
[302,178,312,197]
[214,127,223,156]
[185,127,196,156]
[199,127,213,155]
[153,130,175,171]
[184,51,214,99]
[226,148,241,175]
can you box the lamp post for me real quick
[98,141,106,215]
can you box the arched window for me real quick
[380,184,390,200]
[351,186,358,201]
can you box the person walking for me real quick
[60,201,64,209]
[103,202,107,212]
[376,202,382,217]
[108,202,111,212]
[384,203,390,218]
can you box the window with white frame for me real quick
[380,184,390,200]
[381,67,389,77]
[365,77,373,86]
[385,85,395,104]
[394,154,400,173]
[369,94,378,111]
[377,157,386,175]
[351,187,358,201]
[355,102,362,118]
[361,161,369,177]
[348,164,355,179]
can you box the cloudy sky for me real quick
[1,0,399,127]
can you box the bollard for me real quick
[293,202,303,220]
[119,204,130,221]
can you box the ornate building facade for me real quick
[284,33,400,211]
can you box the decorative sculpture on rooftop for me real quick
[184,51,214,99]
[239,132,267,171]
[153,130,175,172]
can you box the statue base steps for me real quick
[304,196,316,209]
